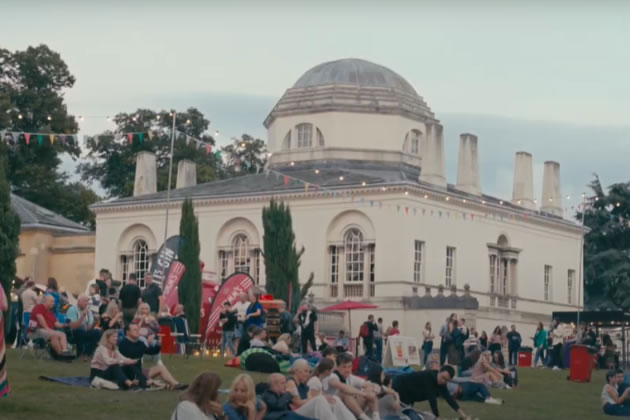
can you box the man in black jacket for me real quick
[118,323,186,390]
[392,366,471,420]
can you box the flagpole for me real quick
[164,112,176,243]
[577,192,586,327]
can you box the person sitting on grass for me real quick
[237,326,257,356]
[392,365,471,420]
[304,358,355,420]
[171,372,225,420]
[366,364,404,420]
[272,333,296,356]
[249,328,270,349]
[323,352,379,420]
[118,323,186,390]
[100,301,124,331]
[260,373,319,420]
[335,330,349,353]
[321,347,337,362]
[602,369,630,416]
[65,294,102,360]
[223,374,266,420]
[491,350,518,388]
[28,295,72,358]
[468,350,507,388]
[90,329,138,389]
[133,303,161,358]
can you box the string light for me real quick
[290,161,295,166]
[482,200,486,204]
[382,187,387,191]
[186,119,191,124]
[445,197,450,201]
[47,115,52,121]
[315,169,320,174]
[240,142,246,147]
[156,115,160,120]
[405,191,409,196]
[499,200,503,205]
[17,114,22,119]
[463,199,467,203]
[106,116,111,121]
[566,195,571,200]
[617,202,621,207]
[339,176,344,181]
[361,181,366,186]
[215,130,220,136]
[424,194,429,199]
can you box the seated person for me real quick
[317,333,329,352]
[223,374,266,420]
[366,365,403,419]
[335,330,349,353]
[323,352,378,420]
[250,328,270,349]
[491,350,518,387]
[171,372,224,420]
[118,323,186,390]
[133,303,161,351]
[601,369,630,416]
[392,366,471,420]
[87,284,102,320]
[100,301,124,331]
[447,380,503,405]
[261,373,320,420]
[28,295,71,357]
[237,325,256,356]
[468,351,506,388]
[90,329,138,389]
[321,347,337,362]
[65,294,102,360]
[305,359,358,420]
[272,333,295,356]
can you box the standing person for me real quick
[244,291,264,329]
[233,293,251,353]
[550,319,564,370]
[447,315,463,365]
[506,325,522,366]
[439,316,450,365]
[44,277,61,319]
[360,315,378,360]
[279,302,294,336]
[65,295,102,360]
[171,372,225,420]
[141,273,162,314]
[386,320,400,337]
[0,282,9,397]
[119,274,142,325]
[95,269,110,298]
[374,318,384,364]
[20,279,39,343]
[219,301,238,357]
[488,326,503,354]
[422,322,435,367]
[533,322,547,368]
[479,331,488,351]
[297,305,318,354]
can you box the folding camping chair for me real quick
[19,337,51,360]
[172,316,202,359]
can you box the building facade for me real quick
[91,59,584,340]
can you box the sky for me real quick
[1,0,629,204]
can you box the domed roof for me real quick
[264,58,436,128]
[293,58,418,96]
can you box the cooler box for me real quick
[518,347,533,367]
[569,344,597,382]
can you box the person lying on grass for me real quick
[119,323,186,390]
[426,359,503,406]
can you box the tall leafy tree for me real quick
[79,108,220,198]
[178,198,202,334]
[582,175,630,309]
[262,200,313,313]
[0,143,20,330]
[222,134,268,177]
[0,44,98,227]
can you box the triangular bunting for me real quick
[147,131,153,140]
[283,176,289,185]
[37,134,43,145]
[304,183,309,192]
[405,206,409,215]
[205,144,211,154]
[127,133,133,144]
[49,134,55,144]
[24,133,31,144]
[138,133,143,143]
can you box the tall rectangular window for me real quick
[120,255,129,283]
[414,241,424,283]
[489,255,496,293]
[329,246,339,284]
[445,247,456,287]
[544,265,552,301]
[368,244,376,283]
[568,269,575,304]
[296,123,313,148]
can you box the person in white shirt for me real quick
[171,372,226,420]
[232,293,250,351]
[20,279,39,344]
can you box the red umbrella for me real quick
[320,301,379,348]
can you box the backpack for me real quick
[359,323,370,338]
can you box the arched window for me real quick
[488,234,519,308]
[410,130,421,154]
[296,123,313,148]
[316,128,325,146]
[134,240,150,287]
[345,229,364,283]
[233,234,250,273]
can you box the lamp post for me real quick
[163,112,176,243]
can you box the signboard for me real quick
[383,336,421,367]
[150,236,181,287]
[162,261,186,310]
[204,272,255,343]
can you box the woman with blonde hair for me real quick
[100,301,123,331]
[272,333,293,355]
[171,372,225,420]
[90,329,137,389]
[223,374,266,420]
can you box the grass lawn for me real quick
[1,348,611,420]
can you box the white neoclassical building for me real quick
[91,58,584,339]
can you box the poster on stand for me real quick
[383,336,421,367]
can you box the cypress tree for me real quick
[262,199,313,313]
[0,143,20,332]
[178,198,201,333]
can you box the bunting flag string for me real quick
[1,130,79,146]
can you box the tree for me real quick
[221,134,268,178]
[582,175,630,309]
[79,108,220,198]
[0,143,20,331]
[0,44,99,227]
[262,199,313,313]
[178,198,202,334]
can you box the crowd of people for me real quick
[12,269,187,391]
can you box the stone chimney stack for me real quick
[540,160,562,216]
[176,159,197,189]
[133,151,157,197]
[456,133,481,195]
[419,123,447,188]
[511,151,535,209]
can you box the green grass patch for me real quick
[1,349,610,419]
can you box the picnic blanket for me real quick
[39,376,91,387]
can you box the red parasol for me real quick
[320,301,379,348]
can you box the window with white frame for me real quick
[233,234,250,273]
[544,265,552,301]
[296,123,313,148]
[410,130,421,154]
[134,240,150,287]
[217,234,261,284]
[219,250,229,280]
[568,269,575,304]
[120,255,129,283]
[445,246,456,286]
[368,244,375,283]
[345,229,365,283]
[329,245,339,284]
[489,254,497,293]
[413,240,424,283]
